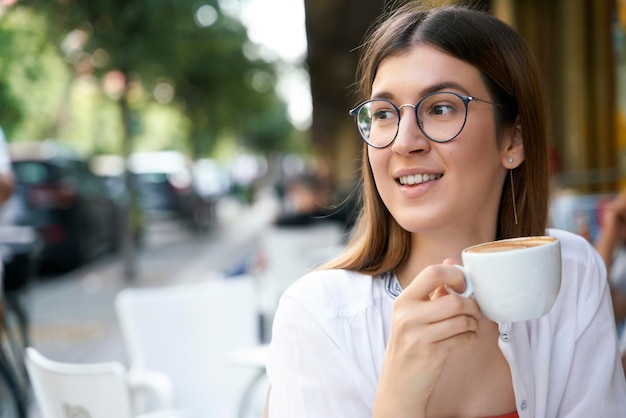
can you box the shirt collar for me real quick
[382,271,402,300]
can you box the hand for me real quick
[601,191,626,235]
[596,191,626,264]
[372,259,481,417]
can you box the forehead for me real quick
[371,44,487,99]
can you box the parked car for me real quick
[192,158,232,225]
[128,151,213,230]
[0,180,42,291]
[193,158,231,200]
[9,141,119,271]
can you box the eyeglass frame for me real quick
[348,91,498,149]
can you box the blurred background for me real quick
[0,0,623,417]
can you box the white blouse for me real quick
[266,228,626,417]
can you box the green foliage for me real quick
[0,8,69,140]
[16,0,296,156]
[58,79,123,156]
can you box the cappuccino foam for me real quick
[466,237,555,254]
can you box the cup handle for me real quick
[445,265,475,298]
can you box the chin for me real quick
[394,217,440,234]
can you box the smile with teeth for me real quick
[398,173,442,185]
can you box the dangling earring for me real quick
[509,169,518,225]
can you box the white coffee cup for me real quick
[450,236,561,322]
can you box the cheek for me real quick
[367,149,389,187]
[449,127,502,171]
[367,149,396,209]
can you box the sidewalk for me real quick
[23,194,280,417]
[22,191,336,418]
[21,186,626,417]
[27,195,279,364]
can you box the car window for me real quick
[75,162,107,197]
[138,172,168,184]
[12,162,55,184]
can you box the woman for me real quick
[266,4,626,417]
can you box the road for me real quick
[19,195,279,417]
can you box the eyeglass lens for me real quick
[354,92,468,147]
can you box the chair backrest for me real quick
[260,223,343,291]
[255,223,345,334]
[25,347,135,418]
[115,276,260,418]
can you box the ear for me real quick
[501,121,524,169]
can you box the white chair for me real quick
[115,276,260,418]
[227,344,270,418]
[224,224,346,417]
[255,223,345,340]
[24,346,176,418]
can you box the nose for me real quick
[391,104,431,155]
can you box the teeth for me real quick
[398,173,442,185]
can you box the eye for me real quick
[367,101,399,124]
[372,108,397,121]
[420,93,464,120]
[428,102,457,117]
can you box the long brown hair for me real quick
[324,4,550,275]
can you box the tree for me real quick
[0,7,69,140]
[168,10,293,157]
[19,0,295,279]
[303,0,390,195]
[20,0,294,154]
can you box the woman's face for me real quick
[368,44,515,237]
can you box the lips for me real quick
[398,173,443,185]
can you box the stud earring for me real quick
[508,157,514,163]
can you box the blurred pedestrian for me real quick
[0,125,23,337]
[0,127,14,205]
[265,3,626,417]
[594,188,626,373]
[274,173,342,227]
[0,125,15,291]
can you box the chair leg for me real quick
[4,290,31,384]
[237,370,268,418]
[5,291,30,349]
[0,294,30,418]
[0,345,28,418]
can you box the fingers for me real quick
[604,195,626,225]
[392,262,482,346]
[423,312,480,345]
[397,262,481,320]
[389,293,480,369]
[603,209,625,233]
[403,263,467,302]
[380,261,482,409]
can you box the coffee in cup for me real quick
[450,236,561,322]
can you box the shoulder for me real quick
[546,228,608,326]
[547,228,605,278]
[548,227,605,276]
[280,269,383,319]
[548,227,593,253]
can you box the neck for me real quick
[395,227,496,289]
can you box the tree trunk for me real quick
[303,0,388,194]
[120,77,137,281]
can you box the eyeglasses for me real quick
[349,91,497,148]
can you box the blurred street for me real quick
[21,194,279,416]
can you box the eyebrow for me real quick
[372,81,472,101]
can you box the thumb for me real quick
[429,258,463,300]
[442,258,460,266]
[442,257,468,294]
